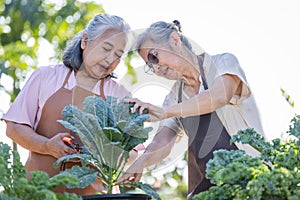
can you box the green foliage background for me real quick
[0,141,82,200]
[0,0,103,103]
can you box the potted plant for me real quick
[193,115,300,200]
[54,96,161,200]
[0,141,82,200]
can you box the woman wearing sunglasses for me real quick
[118,20,264,199]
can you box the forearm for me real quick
[166,90,215,118]
[6,121,49,154]
[138,142,172,168]
[135,126,177,168]
[165,75,241,118]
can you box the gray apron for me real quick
[177,54,238,196]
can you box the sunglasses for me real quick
[144,48,159,75]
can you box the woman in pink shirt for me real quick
[2,13,139,195]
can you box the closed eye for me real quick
[103,47,111,51]
[115,52,123,58]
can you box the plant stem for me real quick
[108,179,113,193]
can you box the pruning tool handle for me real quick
[62,136,82,153]
[62,136,73,146]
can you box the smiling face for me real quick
[80,29,127,80]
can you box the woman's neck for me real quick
[75,71,99,91]
[181,52,201,91]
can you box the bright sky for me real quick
[0,0,299,167]
[103,0,300,140]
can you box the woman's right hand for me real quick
[124,98,167,122]
[46,133,77,158]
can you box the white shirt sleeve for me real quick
[214,53,251,104]
[158,86,182,134]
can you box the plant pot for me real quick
[82,193,152,200]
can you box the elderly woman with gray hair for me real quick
[2,14,135,195]
[118,20,264,199]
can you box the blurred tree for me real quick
[143,152,188,200]
[123,50,138,84]
[0,0,104,150]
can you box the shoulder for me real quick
[38,64,70,82]
[105,78,125,89]
[104,78,132,98]
[210,53,242,73]
[211,53,239,65]
[35,64,71,93]
[38,64,69,76]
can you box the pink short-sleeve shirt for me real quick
[2,64,132,130]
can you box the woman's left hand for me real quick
[124,98,167,122]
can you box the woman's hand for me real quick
[115,161,144,185]
[124,98,167,122]
[45,133,77,158]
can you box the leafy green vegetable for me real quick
[193,115,300,200]
[120,182,161,200]
[55,96,160,199]
[0,142,82,200]
[206,149,269,186]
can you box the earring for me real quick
[81,39,88,49]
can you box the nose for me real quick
[104,52,115,64]
[152,64,161,71]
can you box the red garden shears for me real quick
[62,136,81,153]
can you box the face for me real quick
[81,29,127,79]
[139,41,184,80]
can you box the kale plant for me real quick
[0,142,81,200]
[54,96,160,199]
[193,115,300,200]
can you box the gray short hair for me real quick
[63,14,131,72]
[135,21,192,52]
